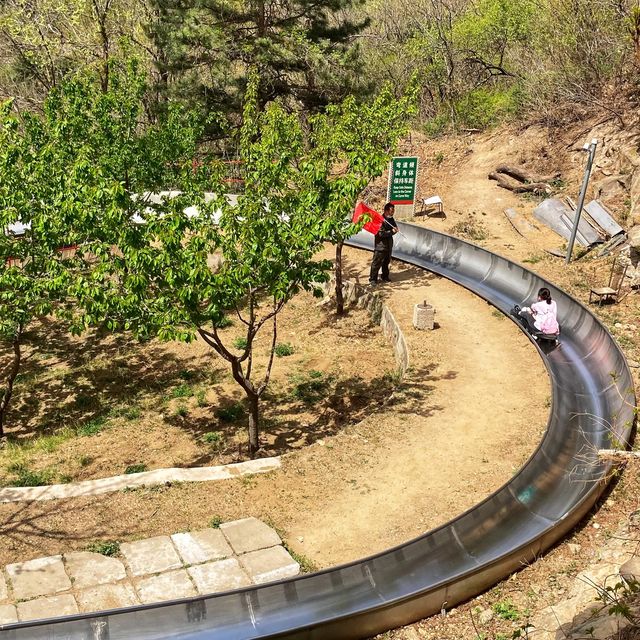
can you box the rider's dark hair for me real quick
[538,287,552,305]
[383,202,395,214]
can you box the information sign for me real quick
[387,156,419,206]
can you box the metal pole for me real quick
[565,139,597,264]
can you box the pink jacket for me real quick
[531,300,559,334]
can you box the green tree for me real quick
[144,0,371,118]
[306,81,418,313]
[0,100,97,435]
[0,60,202,437]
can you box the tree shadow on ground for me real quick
[2,318,224,439]
[261,363,453,455]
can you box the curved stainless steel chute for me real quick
[2,223,634,640]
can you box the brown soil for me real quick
[2,114,640,640]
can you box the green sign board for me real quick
[387,156,419,205]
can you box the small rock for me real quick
[478,608,494,624]
[620,556,640,583]
[629,510,640,527]
[614,323,623,328]
[628,360,640,368]
[297,537,304,543]
[568,543,582,555]
[593,523,601,529]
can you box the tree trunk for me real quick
[0,326,23,437]
[488,172,551,194]
[335,241,344,316]
[247,392,260,458]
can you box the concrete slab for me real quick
[171,529,233,565]
[188,558,251,594]
[0,604,18,624]
[120,536,182,577]
[65,552,126,589]
[6,555,72,600]
[76,583,138,613]
[0,572,8,601]
[239,546,300,584]
[17,594,78,621]
[220,517,281,555]
[0,458,281,503]
[135,569,197,604]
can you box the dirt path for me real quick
[281,249,547,566]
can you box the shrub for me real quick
[275,342,294,357]
[209,515,224,528]
[233,336,248,350]
[203,431,224,446]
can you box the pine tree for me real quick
[145,0,371,118]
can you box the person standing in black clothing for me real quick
[369,202,398,284]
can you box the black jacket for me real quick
[374,216,397,252]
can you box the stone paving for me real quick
[0,517,299,625]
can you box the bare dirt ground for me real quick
[2,115,639,640]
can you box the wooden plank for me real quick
[504,208,537,237]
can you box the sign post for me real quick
[387,156,419,219]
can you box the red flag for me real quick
[352,202,383,235]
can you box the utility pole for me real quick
[565,139,597,264]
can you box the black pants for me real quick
[370,250,391,282]
[518,310,538,333]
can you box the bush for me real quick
[203,431,224,449]
[275,342,294,357]
[453,87,520,130]
[233,336,248,350]
[210,515,224,528]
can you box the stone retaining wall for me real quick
[323,280,409,375]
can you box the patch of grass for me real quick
[448,215,488,242]
[492,599,520,621]
[171,383,194,398]
[9,462,54,487]
[433,151,445,166]
[281,541,318,574]
[216,402,245,422]
[31,427,75,453]
[77,416,108,437]
[203,431,224,448]
[522,253,544,264]
[109,405,142,420]
[174,404,189,417]
[290,370,333,403]
[195,389,207,407]
[86,540,120,557]
[209,515,224,528]
[275,342,294,357]
[233,336,248,350]
[382,369,403,386]
[125,463,148,474]
[178,369,196,381]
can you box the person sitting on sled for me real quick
[514,287,559,337]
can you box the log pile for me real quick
[488,165,560,195]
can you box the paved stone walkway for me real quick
[0,458,280,503]
[0,517,299,625]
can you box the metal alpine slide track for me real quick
[3,223,635,640]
